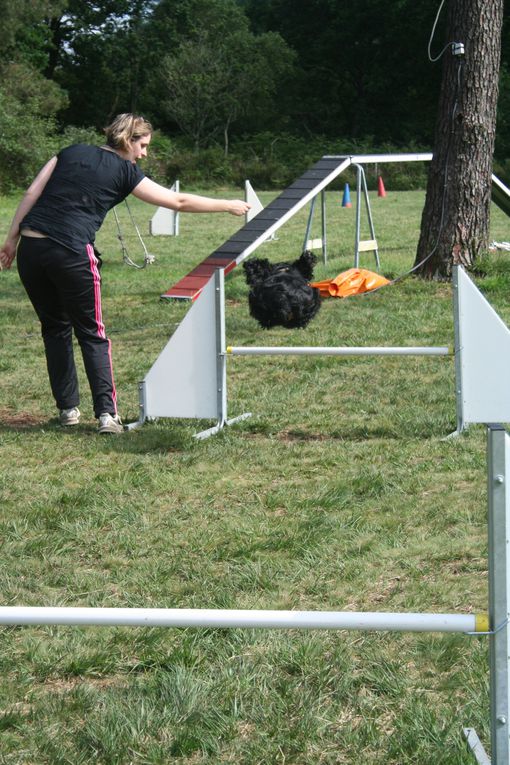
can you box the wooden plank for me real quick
[202,255,237,265]
[225,229,276,243]
[263,198,299,211]
[187,265,220,276]
[209,242,246,255]
[160,286,200,300]
[170,276,212,290]
[358,239,378,252]
[286,178,326,191]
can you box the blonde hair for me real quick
[103,113,153,151]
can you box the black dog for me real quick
[243,250,321,329]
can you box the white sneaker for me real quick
[98,413,124,434]
[59,407,80,426]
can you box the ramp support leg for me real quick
[354,164,380,271]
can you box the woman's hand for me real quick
[226,200,251,216]
[0,239,18,270]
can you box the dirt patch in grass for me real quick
[0,408,47,428]
[278,429,333,442]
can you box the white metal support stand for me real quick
[302,168,379,270]
[303,190,328,264]
[353,163,380,270]
[452,266,465,436]
[150,180,180,236]
[321,189,327,264]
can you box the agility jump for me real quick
[125,265,510,442]
[1,426,509,762]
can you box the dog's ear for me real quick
[243,258,272,286]
[294,250,318,281]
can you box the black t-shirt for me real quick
[21,144,145,253]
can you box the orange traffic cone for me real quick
[377,176,387,197]
[342,183,352,208]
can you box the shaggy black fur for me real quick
[243,250,321,329]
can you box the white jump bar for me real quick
[227,346,451,357]
[0,607,484,633]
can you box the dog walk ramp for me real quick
[161,156,351,300]
[161,153,433,301]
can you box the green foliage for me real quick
[242,0,443,144]
[55,125,104,150]
[142,131,175,184]
[1,61,68,117]
[156,132,431,190]
[0,91,57,193]
[0,0,63,51]
[0,59,67,192]
[0,0,508,187]
[163,145,234,187]
[157,2,296,154]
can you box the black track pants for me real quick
[17,236,118,418]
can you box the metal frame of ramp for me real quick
[160,153,432,301]
[492,173,510,217]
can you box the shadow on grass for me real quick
[0,408,193,452]
[242,420,455,442]
[0,409,455,446]
[104,426,194,454]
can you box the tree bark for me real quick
[414,0,503,279]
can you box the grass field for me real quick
[1,185,510,764]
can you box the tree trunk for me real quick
[224,122,229,158]
[414,0,503,279]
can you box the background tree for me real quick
[414,0,504,279]
[242,0,444,144]
[0,0,509,193]
[160,37,230,154]
[48,1,155,126]
[0,0,68,191]
[160,27,295,155]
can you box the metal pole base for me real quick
[194,412,252,441]
[124,417,146,431]
[463,728,491,764]
[442,427,465,441]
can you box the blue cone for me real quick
[342,183,352,208]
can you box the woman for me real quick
[0,114,250,434]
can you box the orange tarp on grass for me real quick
[311,268,390,298]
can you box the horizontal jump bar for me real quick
[226,346,451,357]
[0,607,486,633]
